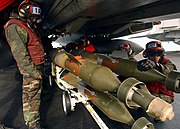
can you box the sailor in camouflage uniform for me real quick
[4,1,45,129]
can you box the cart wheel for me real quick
[62,91,71,115]
[131,117,154,129]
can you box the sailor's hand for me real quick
[37,74,42,80]
[137,59,158,71]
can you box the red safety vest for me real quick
[84,44,95,53]
[4,18,45,65]
[146,57,174,98]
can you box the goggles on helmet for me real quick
[147,42,161,49]
[146,41,163,50]
[147,50,164,57]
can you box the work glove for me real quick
[137,59,160,71]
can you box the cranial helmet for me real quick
[119,42,133,56]
[18,0,42,23]
[79,36,89,46]
[143,41,165,57]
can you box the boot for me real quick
[28,124,45,129]
[0,121,14,129]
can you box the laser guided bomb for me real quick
[50,59,154,129]
[50,49,174,125]
[50,49,120,92]
[80,51,180,93]
[60,72,154,129]
[117,77,174,121]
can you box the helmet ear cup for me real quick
[142,50,148,58]
[19,8,26,17]
[128,49,133,56]
[18,3,30,18]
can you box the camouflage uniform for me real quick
[4,14,44,127]
[146,57,177,103]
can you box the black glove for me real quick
[137,59,159,71]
